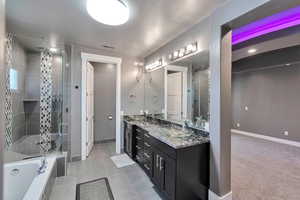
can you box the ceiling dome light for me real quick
[86,0,129,26]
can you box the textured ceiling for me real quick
[6,0,227,58]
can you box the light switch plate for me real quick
[284,131,289,136]
[237,123,240,128]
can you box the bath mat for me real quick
[110,154,135,168]
[76,177,114,200]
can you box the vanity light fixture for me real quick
[168,42,198,61]
[86,0,129,26]
[145,59,163,71]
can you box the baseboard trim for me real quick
[71,155,81,162]
[209,190,232,200]
[231,129,300,148]
[95,139,116,144]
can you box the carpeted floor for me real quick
[232,133,300,200]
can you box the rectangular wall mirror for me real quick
[143,51,210,131]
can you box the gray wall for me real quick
[10,39,27,142]
[232,46,300,142]
[144,0,274,197]
[0,0,5,199]
[92,62,116,142]
[70,44,143,158]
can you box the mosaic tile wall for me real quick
[40,50,53,154]
[4,34,13,148]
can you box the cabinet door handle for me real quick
[144,142,151,147]
[145,133,150,138]
[144,152,150,159]
[160,157,164,171]
[156,155,159,168]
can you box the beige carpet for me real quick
[232,133,300,200]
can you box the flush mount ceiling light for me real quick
[86,0,129,26]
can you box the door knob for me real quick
[108,115,113,120]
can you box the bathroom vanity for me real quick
[124,118,210,200]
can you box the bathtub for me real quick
[4,157,57,200]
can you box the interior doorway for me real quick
[81,53,122,160]
[164,65,188,121]
[86,62,94,156]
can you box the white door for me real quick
[167,72,182,121]
[86,62,94,156]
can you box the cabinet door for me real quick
[159,153,176,200]
[152,151,162,187]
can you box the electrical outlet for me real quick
[245,106,249,111]
[284,131,289,136]
[237,123,240,128]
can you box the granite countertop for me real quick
[125,119,210,149]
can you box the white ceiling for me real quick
[6,0,227,58]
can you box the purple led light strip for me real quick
[232,6,300,45]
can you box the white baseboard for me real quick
[231,129,300,148]
[209,190,232,200]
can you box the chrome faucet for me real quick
[38,156,47,174]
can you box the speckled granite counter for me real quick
[125,119,210,149]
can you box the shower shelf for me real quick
[23,99,40,102]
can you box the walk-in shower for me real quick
[3,33,69,161]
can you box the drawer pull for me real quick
[136,146,142,150]
[145,134,150,138]
[136,129,142,133]
[144,142,151,147]
[144,164,150,171]
[144,152,151,158]
[136,136,142,140]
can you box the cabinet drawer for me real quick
[136,138,144,147]
[143,161,153,177]
[143,141,152,151]
[143,149,152,162]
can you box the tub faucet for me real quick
[38,156,47,174]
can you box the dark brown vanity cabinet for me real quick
[153,150,176,200]
[128,125,209,200]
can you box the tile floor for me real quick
[68,135,300,200]
[68,142,162,200]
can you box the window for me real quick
[9,68,18,90]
